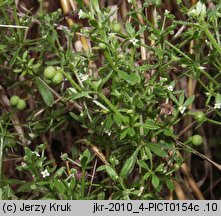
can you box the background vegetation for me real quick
[0,0,221,200]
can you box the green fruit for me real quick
[16,99,26,110]
[194,111,206,123]
[44,66,56,80]
[191,135,203,146]
[112,22,121,33]
[4,136,16,148]
[99,43,107,50]
[52,72,63,85]
[10,95,19,106]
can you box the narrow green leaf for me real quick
[103,114,113,130]
[137,160,149,170]
[120,152,137,179]
[151,175,160,189]
[71,92,91,100]
[35,77,54,106]
[75,0,84,7]
[93,100,109,111]
[215,94,221,103]
[148,143,168,157]
[120,128,129,140]
[117,70,132,82]
[105,166,119,181]
[166,179,175,191]
[143,172,151,180]
[125,22,135,35]
[183,95,195,107]
[69,112,80,121]
[117,70,139,84]
[128,128,136,137]
[135,121,160,130]
[96,165,106,172]
[92,0,100,12]
[113,113,122,125]
[144,146,152,160]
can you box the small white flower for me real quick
[198,66,206,70]
[164,10,170,15]
[196,1,206,18]
[41,169,50,178]
[181,64,187,68]
[78,74,89,82]
[108,32,116,38]
[34,152,40,157]
[159,77,167,83]
[214,103,221,109]
[179,106,186,114]
[28,133,35,138]
[167,85,174,92]
[188,9,197,17]
[138,186,144,196]
[105,130,111,136]
[130,187,135,191]
[78,9,83,19]
[21,162,27,167]
[188,2,206,19]
[130,38,139,46]
[101,122,104,126]
[121,125,126,130]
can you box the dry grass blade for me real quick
[175,139,221,172]
[75,139,110,166]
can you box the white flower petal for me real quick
[129,38,139,46]
[179,106,186,114]
[41,169,50,178]
[78,9,83,19]
[214,103,221,109]
[167,85,174,92]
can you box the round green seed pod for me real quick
[191,135,203,146]
[44,66,56,80]
[10,95,20,106]
[52,72,63,85]
[194,111,206,123]
[112,22,121,33]
[4,136,16,148]
[99,43,107,50]
[16,99,26,110]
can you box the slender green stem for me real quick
[202,24,221,56]
[201,69,218,86]
[139,115,144,136]
[206,118,221,126]
[165,40,193,62]
[99,92,127,124]
[67,157,81,167]
[198,79,214,95]
[63,72,82,92]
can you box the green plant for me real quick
[191,135,203,146]
[9,96,19,106]
[44,66,57,80]
[193,111,206,123]
[51,72,63,85]
[112,22,121,33]
[0,0,221,200]
[16,99,26,110]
